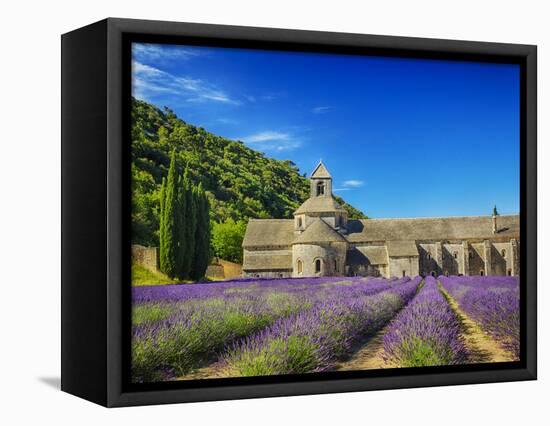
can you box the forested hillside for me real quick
[131,98,366,251]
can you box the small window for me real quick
[508,269,512,276]
[501,249,506,257]
[297,260,303,274]
[402,270,406,277]
[316,181,325,196]
[278,273,283,278]
[453,252,458,259]
[427,253,431,260]
[334,259,338,273]
[315,259,322,273]
[480,270,484,276]
[297,217,302,228]
[431,271,436,277]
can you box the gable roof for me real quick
[292,218,347,245]
[242,219,294,248]
[346,215,520,243]
[386,240,419,257]
[347,246,388,265]
[310,161,331,178]
[294,195,347,214]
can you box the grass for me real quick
[131,263,178,286]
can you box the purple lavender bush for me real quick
[222,277,421,376]
[132,276,398,382]
[382,276,468,367]
[439,276,519,358]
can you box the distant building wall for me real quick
[243,270,292,279]
[131,244,158,271]
[388,256,419,278]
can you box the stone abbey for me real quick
[242,161,519,279]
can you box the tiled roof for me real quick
[386,240,419,257]
[294,195,347,214]
[292,218,347,245]
[346,215,519,243]
[242,219,294,248]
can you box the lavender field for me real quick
[131,275,520,382]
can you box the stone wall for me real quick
[131,244,158,271]
[292,241,347,277]
[388,256,419,278]
[242,270,292,279]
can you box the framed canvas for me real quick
[61,18,537,407]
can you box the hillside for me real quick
[131,98,367,247]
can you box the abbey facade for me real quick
[242,162,520,279]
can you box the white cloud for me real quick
[312,106,331,114]
[342,179,365,188]
[334,180,365,192]
[133,43,204,61]
[132,60,240,105]
[239,131,302,152]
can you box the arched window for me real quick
[480,270,484,276]
[453,252,458,259]
[508,269,512,276]
[316,181,325,196]
[334,259,338,273]
[297,260,303,274]
[315,259,322,273]
[501,249,506,257]
[427,253,431,260]
[297,217,302,228]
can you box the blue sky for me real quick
[132,43,520,219]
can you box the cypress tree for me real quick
[159,150,179,278]
[190,184,211,280]
[176,168,194,279]
[175,174,187,279]
[158,176,166,265]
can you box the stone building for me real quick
[242,161,520,279]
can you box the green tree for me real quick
[159,151,179,278]
[178,169,196,278]
[211,218,247,263]
[190,184,211,280]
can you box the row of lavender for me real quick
[132,276,415,382]
[439,275,520,358]
[382,276,468,367]
[222,277,422,376]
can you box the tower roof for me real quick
[310,161,332,178]
[292,218,347,245]
[294,195,347,215]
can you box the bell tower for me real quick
[310,160,332,197]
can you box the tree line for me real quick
[159,150,211,280]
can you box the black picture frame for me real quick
[61,17,537,407]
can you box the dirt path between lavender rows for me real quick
[336,323,397,371]
[337,282,516,371]
[439,284,516,363]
